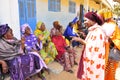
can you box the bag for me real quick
[109,47,120,61]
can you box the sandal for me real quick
[67,70,73,73]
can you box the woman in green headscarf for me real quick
[34,21,58,64]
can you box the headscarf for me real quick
[53,21,59,26]
[21,23,32,34]
[0,24,10,37]
[34,21,43,37]
[84,11,103,25]
[36,21,43,29]
[97,9,113,21]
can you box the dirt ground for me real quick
[4,47,83,80]
[5,46,120,80]
[34,47,83,80]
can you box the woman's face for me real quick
[3,28,14,39]
[84,17,94,28]
[40,23,46,31]
[25,27,31,35]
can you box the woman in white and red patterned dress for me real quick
[72,12,106,80]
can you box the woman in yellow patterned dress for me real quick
[34,21,58,64]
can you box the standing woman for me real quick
[34,21,58,64]
[72,12,105,80]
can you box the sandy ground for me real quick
[5,46,120,80]
[33,47,83,80]
[4,47,83,80]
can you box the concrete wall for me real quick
[0,0,107,39]
[0,0,20,39]
[36,0,103,31]
[89,0,100,11]
[36,0,84,31]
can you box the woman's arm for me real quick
[72,37,86,45]
[21,37,25,51]
[0,60,8,73]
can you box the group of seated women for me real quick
[0,21,78,80]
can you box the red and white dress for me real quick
[77,23,106,80]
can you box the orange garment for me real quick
[105,19,120,80]
[105,60,119,80]
[104,41,110,68]
[110,24,120,50]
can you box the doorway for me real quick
[18,0,36,31]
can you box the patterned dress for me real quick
[34,22,58,64]
[50,27,76,71]
[0,38,47,80]
[77,24,106,80]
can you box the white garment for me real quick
[117,20,120,28]
[102,22,116,37]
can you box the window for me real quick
[69,1,76,13]
[48,0,61,12]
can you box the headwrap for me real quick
[36,21,43,29]
[34,21,43,37]
[21,23,32,34]
[97,9,113,21]
[84,11,103,25]
[53,21,59,26]
[0,24,10,37]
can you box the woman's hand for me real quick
[0,60,8,73]
[72,37,86,45]
[21,37,25,44]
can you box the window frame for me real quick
[69,1,76,13]
[48,0,61,12]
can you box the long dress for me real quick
[50,27,76,71]
[34,25,58,64]
[77,24,106,80]
[0,38,47,80]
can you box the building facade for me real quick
[0,0,110,39]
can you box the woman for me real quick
[21,24,42,53]
[0,24,48,80]
[63,20,80,48]
[34,21,58,64]
[72,12,105,80]
[97,9,120,80]
[21,23,50,80]
[50,21,77,73]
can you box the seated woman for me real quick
[21,23,50,80]
[34,22,58,64]
[50,21,77,73]
[0,24,48,80]
[63,18,80,48]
